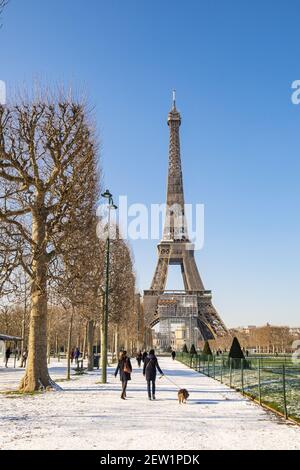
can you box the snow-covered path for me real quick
[0,356,300,450]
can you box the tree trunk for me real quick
[99,322,102,357]
[66,308,74,380]
[83,322,87,359]
[87,319,94,371]
[19,208,53,392]
[47,316,51,364]
[19,267,51,391]
[55,334,58,358]
[114,325,119,362]
[124,327,129,352]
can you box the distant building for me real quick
[174,325,187,351]
[289,327,300,339]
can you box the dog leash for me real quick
[159,373,181,390]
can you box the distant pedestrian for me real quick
[136,351,142,367]
[114,350,132,400]
[70,348,75,364]
[143,349,163,400]
[20,349,28,368]
[5,346,11,368]
[142,351,148,363]
[16,347,21,361]
[74,347,80,364]
[171,350,176,361]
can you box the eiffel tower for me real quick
[144,92,228,348]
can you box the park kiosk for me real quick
[0,333,22,367]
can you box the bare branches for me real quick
[0,0,8,11]
[0,98,98,281]
[0,91,102,391]
[0,0,8,26]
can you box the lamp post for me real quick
[101,189,117,384]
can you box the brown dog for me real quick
[178,388,189,404]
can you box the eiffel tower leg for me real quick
[182,251,205,291]
[150,257,169,291]
[180,262,189,291]
[196,298,229,340]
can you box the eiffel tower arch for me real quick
[143,93,228,349]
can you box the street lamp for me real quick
[101,189,117,384]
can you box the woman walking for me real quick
[114,350,132,400]
[143,349,163,400]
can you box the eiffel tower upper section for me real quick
[162,91,188,242]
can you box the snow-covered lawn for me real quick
[0,356,300,450]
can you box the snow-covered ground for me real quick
[0,356,300,450]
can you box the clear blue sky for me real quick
[1,0,300,327]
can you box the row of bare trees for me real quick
[0,92,143,391]
[231,325,294,354]
[206,324,299,354]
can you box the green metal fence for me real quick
[177,352,300,423]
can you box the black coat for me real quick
[143,354,163,381]
[142,352,147,362]
[115,356,132,382]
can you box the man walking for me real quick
[5,346,11,368]
[136,350,142,367]
[143,349,163,400]
[142,351,148,363]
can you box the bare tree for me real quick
[106,235,136,355]
[80,218,105,371]
[0,95,98,391]
[0,0,8,14]
[56,220,103,375]
[51,137,101,375]
[0,0,8,26]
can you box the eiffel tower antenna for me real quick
[172,89,176,110]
